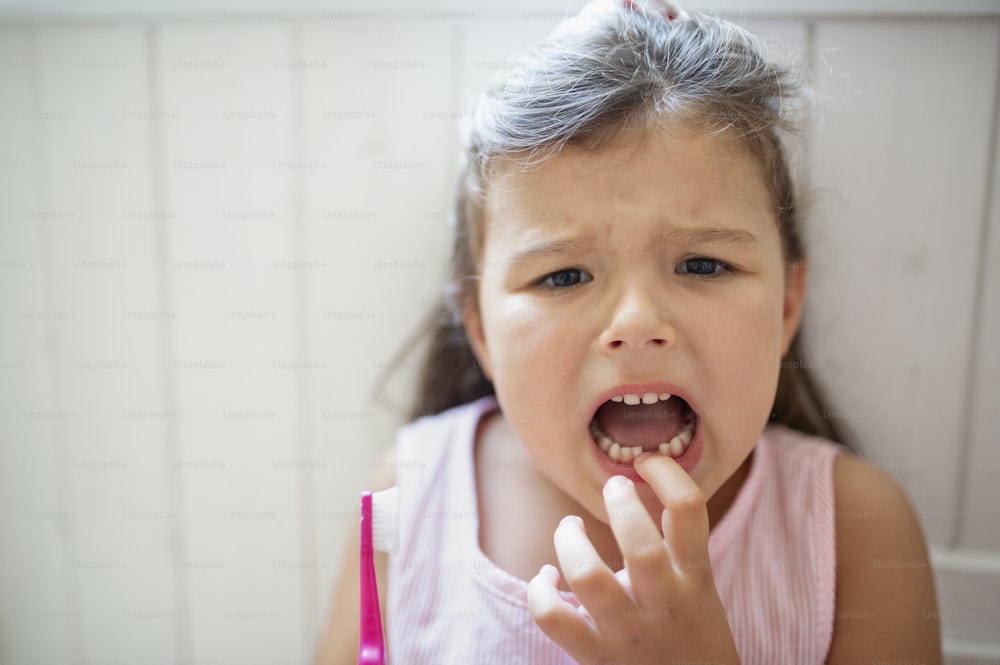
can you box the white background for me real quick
[1,0,999,663]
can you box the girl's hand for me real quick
[527,453,741,665]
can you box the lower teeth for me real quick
[590,419,695,463]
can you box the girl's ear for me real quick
[781,259,807,357]
[462,297,494,381]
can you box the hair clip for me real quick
[623,0,687,21]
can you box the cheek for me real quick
[698,289,785,421]
[481,296,590,438]
[485,298,580,372]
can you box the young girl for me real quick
[316,0,942,662]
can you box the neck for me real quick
[707,449,754,530]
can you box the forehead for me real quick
[481,125,777,251]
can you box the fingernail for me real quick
[558,514,583,529]
[603,474,631,496]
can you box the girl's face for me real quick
[463,125,806,524]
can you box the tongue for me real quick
[594,399,687,450]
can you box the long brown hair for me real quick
[390,4,854,449]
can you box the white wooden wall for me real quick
[0,2,998,663]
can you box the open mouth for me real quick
[588,391,698,463]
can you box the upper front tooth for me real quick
[616,392,672,405]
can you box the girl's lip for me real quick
[587,412,704,482]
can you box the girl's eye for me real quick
[677,257,731,277]
[537,267,592,291]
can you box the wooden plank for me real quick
[932,548,1000,649]
[1,1,998,21]
[805,20,999,545]
[15,23,178,665]
[0,25,76,665]
[743,17,809,61]
[457,13,558,97]
[741,19,810,184]
[156,20,307,665]
[958,33,1000,551]
[943,640,1000,665]
[296,15,458,633]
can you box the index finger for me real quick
[633,453,711,576]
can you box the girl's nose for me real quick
[599,282,675,352]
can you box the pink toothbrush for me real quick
[358,486,398,665]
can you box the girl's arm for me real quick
[312,445,397,665]
[826,453,942,664]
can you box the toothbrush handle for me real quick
[358,491,386,665]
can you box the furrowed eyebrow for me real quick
[657,225,759,248]
[503,236,599,268]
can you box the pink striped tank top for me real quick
[388,396,843,664]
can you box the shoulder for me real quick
[832,454,928,561]
[833,452,911,517]
[825,453,942,664]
